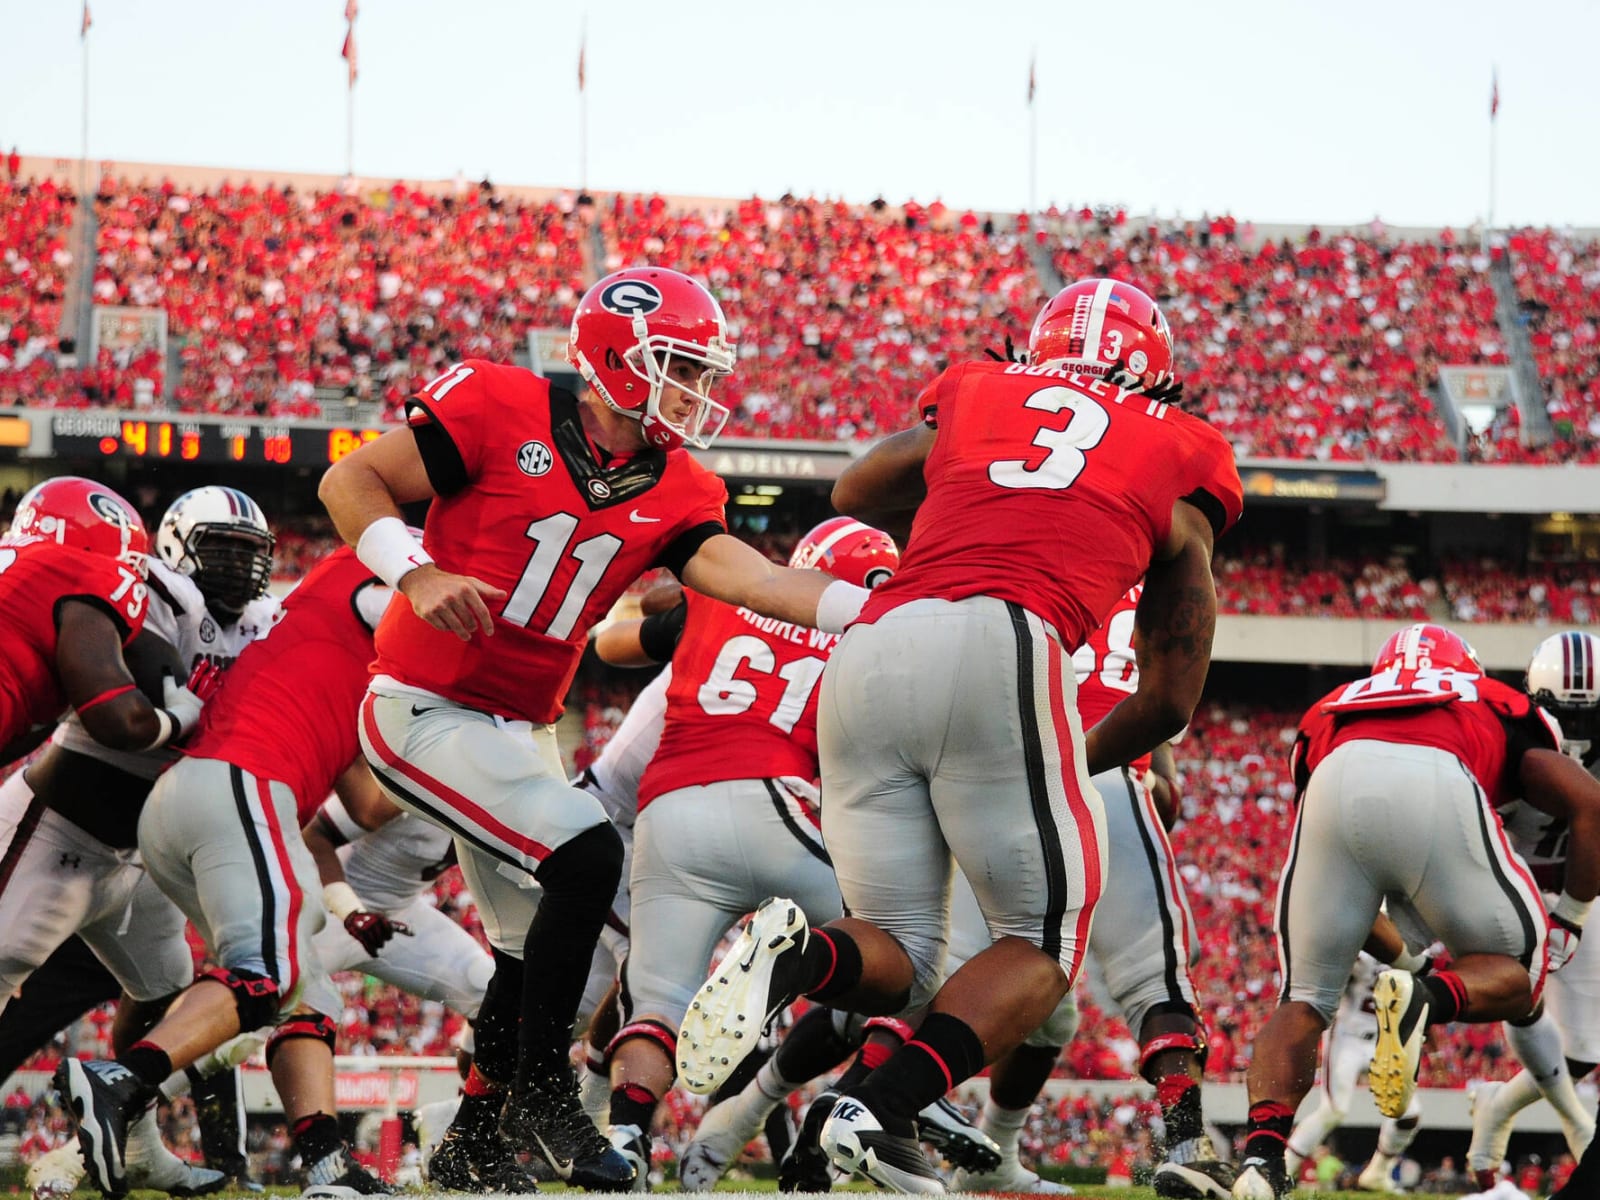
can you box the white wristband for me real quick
[815,579,870,635]
[1391,946,1426,973]
[140,708,178,752]
[356,517,433,589]
[322,881,364,921]
[1553,891,1593,931]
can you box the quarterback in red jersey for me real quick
[1233,623,1600,1200]
[318,266,871,1190]
[0,476,206,764]
[677,278,1243,1192]
[586,517,897,1175]
[56,547,405,1200]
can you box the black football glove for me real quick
[344,911,413,957]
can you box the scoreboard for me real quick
[47,414,385,466]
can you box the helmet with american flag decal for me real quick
[1027,277,1173,384]
[788,517,899,590]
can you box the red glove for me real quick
[185,659,227,702]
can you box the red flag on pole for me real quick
[342,29,357,86]
[345,0,358,21]
[81,2,91,37]
[1028,53,1036,105]
[1490,68,1499,119]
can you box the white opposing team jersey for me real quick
[48,562,282,780]
[1333,951,1384,1038]
[576,667,671,832]
[340,811,456,914]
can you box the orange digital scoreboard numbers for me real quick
[72,420,384,465]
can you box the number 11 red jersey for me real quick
[857,361,1243,650]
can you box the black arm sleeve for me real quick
[404,400,471,497]
[1179,487,1230,539]
[637,599,688,664]
[655,520,724,578]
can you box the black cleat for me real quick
[501,1067,636,1192]
[917,1097,1002,1173]
[1153,1155,1237,1198]
[301,1147,390,1198]
[428,1126,542,1194]
[779,1089,838,1193]
[55,1058,150,1199]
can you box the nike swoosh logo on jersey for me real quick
[628,510,662,523]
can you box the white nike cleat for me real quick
[27,1143,87,1200]
[1356,1156,1402,1192]
[124,1103,227,1195]
[1230,1159,1288,1199]
[1370,970,1429,1119]
[821,1093,945,1194]
[678,1086,780,1191]
[953,1161,1074,1193]
[677,897,810,1096]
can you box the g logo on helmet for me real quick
[599,280,664,317]
[864,566,895,590]
[88,492,132,528]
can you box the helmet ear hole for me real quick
[604,348,625,372]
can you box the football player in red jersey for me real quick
[584,517,898,1178]
[53,547,414,1200]
[677,278,1244,1192]
[0,476,206,764]
[317,267,872,1190]
[1232,623,1600,1200]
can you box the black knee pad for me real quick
[264,1011,337,1066]
[200,967,280,1031]
[534,822,623,901]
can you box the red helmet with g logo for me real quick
[568,267,737,451]
[1372,623,1482,675]
[789,517,899,590]
[8,476,150,574]
[1028,277,1173,383]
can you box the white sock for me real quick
[978,1101,1029,1164]
[754,1053,803,1104]
[1506,1017,1592,1133]
[1377,1109,1420,1157]
[579,1056,610,1131]
[1286,1102,1343,1175]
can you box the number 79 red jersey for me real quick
[856,361,1244,649]
[372,360,728,724]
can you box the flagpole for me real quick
[1487,100,1497,243]
[80,11,90,199]
[346,77,355,181]
[1027,50,1037,215]
[578,21,588,193]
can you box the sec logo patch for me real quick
[517,440,553,477]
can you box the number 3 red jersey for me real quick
[372,361,728,724]
[856,361,1243,649]
[638,590,839,809]
[184,547,385,820]
[0,538,149,753]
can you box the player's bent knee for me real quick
[536,821,624,898]
[606,1018,677,1067]
[265,1011,338,1066]
[200,966,280,1031]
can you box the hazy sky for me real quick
[5,0,1598,229]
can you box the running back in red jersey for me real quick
[372,360,728,724]
[638,589,838,809]
[856,361,1243,649]
[0,537,150,746]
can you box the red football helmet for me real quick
[1372,623,1482,675]
[568,267,737,451]
[1028,278,1173,383]
[788,517,899,590]
[8,476,150,573]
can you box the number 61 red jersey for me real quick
[373,360,728,724]
[856,360,1243,650]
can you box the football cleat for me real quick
[413,1096,462,1168]
[501,1067,636,1192]
[27,1143,87,1200]
[1355,1156,1402,1192]
[678,1085,780,1191]
[426,1125,542,1194]
[1229,1157,1289,1199]
[780,1089,841,1193]
[56,1057,149,1199]
[1154,1154,1237,1198]
[606,1124,651,1193]
[1370,970,1430,1119]
[917,1097,1002,1172]
[301,1147,390,1198]
[677,897,810,1096]
[124,1103,228,1195]
[821,1093,946,1194]
[952,1162,1075,1193]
